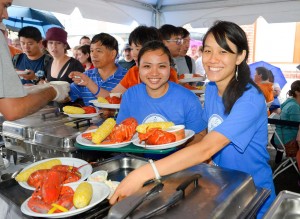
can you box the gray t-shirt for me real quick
[0,32,26,98]
[173,56,196,75]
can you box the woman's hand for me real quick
[109,169,146,205]
[69,71,90,86]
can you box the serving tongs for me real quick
[137,174,201,219]
[107,182,164,219]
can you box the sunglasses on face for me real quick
[166,38,184,45]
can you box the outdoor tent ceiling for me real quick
[12,0,300,27]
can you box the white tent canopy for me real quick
[12,0,300,27]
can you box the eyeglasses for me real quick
[166,38,183,45]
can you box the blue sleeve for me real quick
[69,82,81,102]
[214,94,267,152]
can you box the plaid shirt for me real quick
[69,64,127,105]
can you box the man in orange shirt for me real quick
[254,66,274,103]
[0,22,22,57]
[88,25,178,96]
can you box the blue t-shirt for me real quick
[203,82,275,218]
[69,64,127,106]
[117,81,206,134]
[14,53,47,85]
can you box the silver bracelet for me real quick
[149,159,161,180]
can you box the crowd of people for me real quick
[1,0,300,218]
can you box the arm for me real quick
[110,83,127,94]
[109,130,229,204]
[69,71,110,98]
[185,129,207,146]
[0,86,56,121]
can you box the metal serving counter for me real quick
[0,154,270,219]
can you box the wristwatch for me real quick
[33,76,40,85]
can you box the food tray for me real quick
[263,190,300,219]
[92,154,148,182]
[75,142,178,154]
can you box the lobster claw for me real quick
[138,128,176,145]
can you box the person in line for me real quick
[68,33,127,106]
[72,45,80,60]
[269,82,281,114]
[80,25,178,97]
[79,36,91,46]
[77,44,94,71]
[11,37,22,51]
[174,27,196,75]
[0,22,22,57]
[195,45,206,76]
[117,43,135,70]
[274,80,300,162]
[13,26,52,85]
[117,41,206,145]
[189,44,199,60]
[44,27,84,84]
[159,24,183,69]
[110,21,276,219]
[0,0,69,121]
[79,35,91,46]
[254,66,274,103]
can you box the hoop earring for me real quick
[235,66,239,81]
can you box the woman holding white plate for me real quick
[111,21,275,219]
[116,41,207,147]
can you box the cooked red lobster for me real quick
[28,170,75,213]
[138,128,176,145]
[28,165,81,189]
[103,117,138,143]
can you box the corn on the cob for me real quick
[15,159,62,182]
[92,118,116,144]
[136,121,175,134]
[73,182,93,209]
[63,106,85,114]
[97,97,109,103]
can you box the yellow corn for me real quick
[50,203,69,213]
[47,206,57,214]
[63,106,85,114]
[92,118,116,144]
[15,159,61,182]
[73,182,93,209]
[136,122,175,134]
[97,97,109,103]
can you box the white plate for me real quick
[89,100,120,109]
[18,157,93,190]
[20,181,110,218]
[191,89,204,94]
[64,108,99,118]
[16,70,30,75]
[179,76,204,83]
[76,129,132,148]
[132,129,195,150]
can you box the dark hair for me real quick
[78,44,91,63]
[202,20,260,114]
[91,33,118,58]
[177,27,190,38]
[256,67,271,81]
[288,80,300,97]
[268,70,274,83]
[18,26,42,42]
[128,26,160,46]
[137,40,173,67]
[158,24,180,40]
